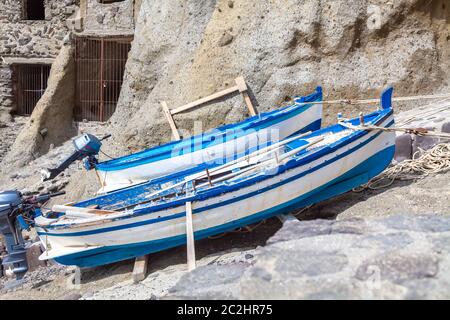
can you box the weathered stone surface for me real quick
[166,215,450,299]
[100,0,450,167]
[84,0,137,34]
[355,252,439,284]
[0,0,76,60]
[1,45,77,168]
[25,242,47,272]
[381,214,450,233]
[168,263,250,299]
[218,32,233,47]
[394,134,413,162]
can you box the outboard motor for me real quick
[0,191,27,279]
[41,133,111,181]
[0,190,65,280]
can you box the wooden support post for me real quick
[132,255,149,284]
[235,76,257,117]
[160,101,181,140]
[160,76,258,139]
[170,86,239,115]
[185,201,196,271]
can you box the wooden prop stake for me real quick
[160,101,181,140]
[132,255,149,283]
[52,205,116,215]
[185,201,196,271]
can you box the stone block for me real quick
[412,132,440,156]
[25,242,47,272]
[394,134,412,162]
[441,122,450,133]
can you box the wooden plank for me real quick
[52,205,116,215]
[171,85,239,115]
[185,201,196,271]
[160,101,181,140]
[235,76,257,116]
[242,91,257,116]
[132,255,149,283]
[235,76,248,93]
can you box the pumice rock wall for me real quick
[1,0,450,201]
[105,0,450,157]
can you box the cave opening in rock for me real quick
[74,36,132,122]
[22,0,46,21]
[12,64,51,116]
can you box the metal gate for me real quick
[14,64,51,116]
[74,37,132,122]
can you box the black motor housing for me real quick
[0,191,28,279]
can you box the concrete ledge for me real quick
[2,57,55,65]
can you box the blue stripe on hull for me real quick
[54,145,395,268]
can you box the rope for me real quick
[293,205,313,217]
[207,220,268,239]
[339,122,450,140]
[354,143,450,191]
[294,92,450,107]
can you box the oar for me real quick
[52,205,116,215]
[186,130,314,179]
[195,136,325,189]
[143,131,314,201]
[117,135,326,212]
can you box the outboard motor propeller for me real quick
[41,133,111,181]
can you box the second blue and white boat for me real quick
[91,88,324,193]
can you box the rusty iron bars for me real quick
[14,64,50,116]
[74,37,132,122]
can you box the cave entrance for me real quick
[74,36,132,122]
[12,64,51,116]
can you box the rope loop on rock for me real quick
[354,143,450,192]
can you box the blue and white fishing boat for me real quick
[34,88,395,268]
[91,88,324,193]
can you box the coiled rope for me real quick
[354,143,450,191]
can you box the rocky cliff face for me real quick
[102,0,450,157]
[166,214,450,300]
[1,0,450,199]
